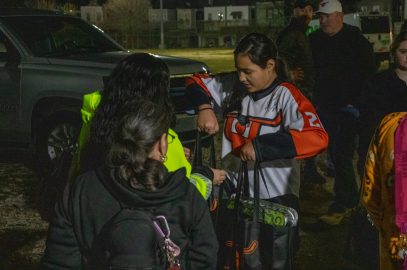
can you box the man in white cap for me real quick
[315,0,344,36]
[308,0,376,225]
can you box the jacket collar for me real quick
[96,165,189,208]
[250,78,283,101]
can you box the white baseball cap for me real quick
[316,0,343,14]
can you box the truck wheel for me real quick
[35,113,81,178]
[35,113,81,220]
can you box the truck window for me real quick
[1,16,123,57]
[0,31,20,64]
[0,35,6,60]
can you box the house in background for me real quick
[255,1,285,28]
[148,8,177,26]
[80,4,103,25]
[177,8,197,29]
[203,5,250,47]
[83,0,401,49]
[176,8,200,47]
[148,8,178,47]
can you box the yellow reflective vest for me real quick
[72,91,212,199]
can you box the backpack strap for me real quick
[153,216,181,269]
[95,167,182,269]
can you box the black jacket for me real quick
[41,167,218,270]
[309,24,376,111]
[358,69,407,170]
[276,17,315,98]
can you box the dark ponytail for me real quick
[275,57,289,81]
[106,99,173,191]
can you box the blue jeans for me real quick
[319,107,359,209]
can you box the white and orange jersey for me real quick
[222,80,328,199]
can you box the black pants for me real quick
[318,108,359,209]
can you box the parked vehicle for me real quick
[0,8,209,177]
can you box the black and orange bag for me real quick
[219,161,298,270]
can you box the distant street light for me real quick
[218,12,224,21]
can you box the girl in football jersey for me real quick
[186,33,328,270]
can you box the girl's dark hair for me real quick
[106,99,173,190]
[91,53,172,146]
[391,31,407,56]
[233,33,288,80]
[223,33,288,114]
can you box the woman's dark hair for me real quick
[391,31,407,56]
[233,32,288,80]
[91,53,172,146]
[106,99,173,190]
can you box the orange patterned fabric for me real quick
[362,112,407,270]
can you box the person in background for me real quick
[71,53,226,201]
[400,20,407,33]
[276,0,327,192]
[358,31,407,176]
[358,33,407,269]
[362,112,407,270]
[276,0,314,99]
[41,99,218,269]
[308,0,376,225]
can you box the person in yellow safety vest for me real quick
[70,53,226,200]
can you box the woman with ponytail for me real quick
[70,53,226,201]
[186,33,328,269]
[220,33,327,269]
[223,32,327,269]
[41,99,218,269]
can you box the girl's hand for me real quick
[183,147,191,159]
[197,105,219,134]
[211,168,227,185]
[240,141,256,161]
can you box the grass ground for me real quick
[133,48,235,74]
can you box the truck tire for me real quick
[35,112,81,220]
[35,113,81,178]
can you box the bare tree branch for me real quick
[103,0,150,48]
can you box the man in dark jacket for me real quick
[309,0,376,225]
[276,0,314,99]
[277,0,327,190]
